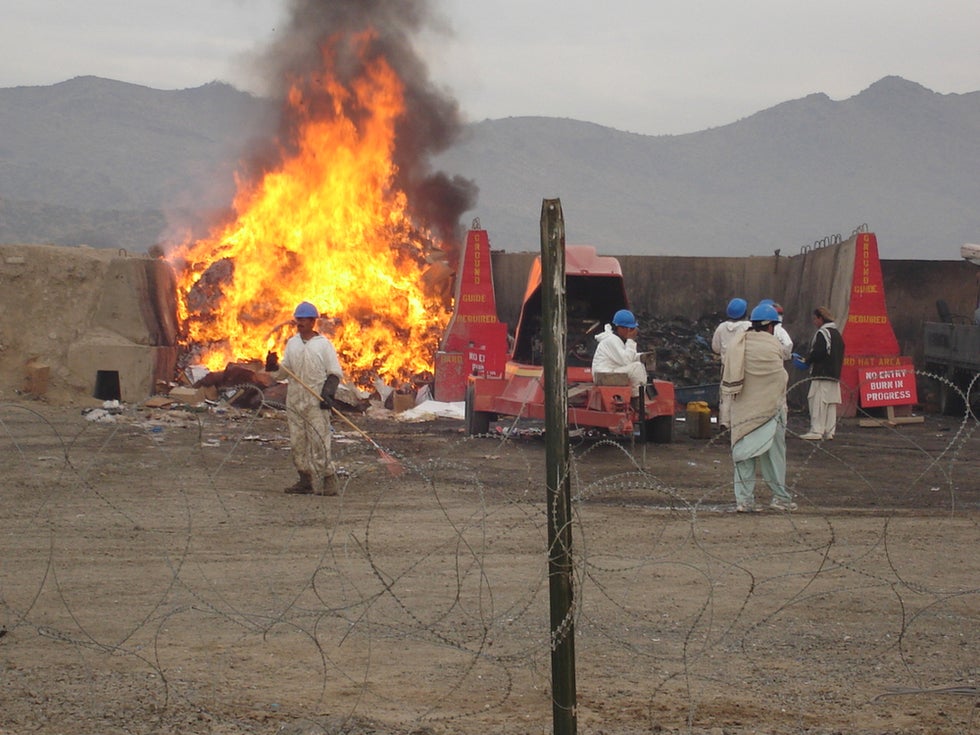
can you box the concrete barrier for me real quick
[0,244,177,404]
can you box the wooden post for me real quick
[540,198,577,734]
[857,404,925,427]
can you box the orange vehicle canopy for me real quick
[519,245,624,306]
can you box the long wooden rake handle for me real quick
[278,364,404,475]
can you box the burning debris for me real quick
[167,0,476,391]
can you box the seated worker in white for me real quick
[592,309,648,399]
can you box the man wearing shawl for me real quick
[721,303,798,512]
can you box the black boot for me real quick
[285,471,313,494]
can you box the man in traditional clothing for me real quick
[797,306,845,440]
[721,302,797,512]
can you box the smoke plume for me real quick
[251,0,478,254]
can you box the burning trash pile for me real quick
[163,1,475,410]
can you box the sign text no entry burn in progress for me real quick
[858,364,917,408]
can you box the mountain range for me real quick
[1,75,977,259]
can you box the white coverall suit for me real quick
[592,325,648,397]
[280,333,344,489]
[711,318,749,428]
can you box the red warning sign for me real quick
[858,362,917,408]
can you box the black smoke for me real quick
[251,0,478,257]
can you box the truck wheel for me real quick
[644,415,674,444]
[465,384,493,435]
[938,374,967,417]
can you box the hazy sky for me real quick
[2,0,979,135]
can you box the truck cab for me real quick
[922,243,980,415]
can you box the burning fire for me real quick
[169,32,452,386]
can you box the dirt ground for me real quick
[1,398,977,735]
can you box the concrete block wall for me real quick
[0,244,178,404]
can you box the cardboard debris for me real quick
[393,393,415,413]
[168,386,215,404]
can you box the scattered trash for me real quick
[493,425,545,438]
[83,408,116,423]
[182,364,209,384]
[373,376,394,404]
[395,400,465,422]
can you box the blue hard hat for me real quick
[726,298,748,319]
[759,298,775,306]
[611,309,639,328]
[750,302,780,323]
[293,301,319,319]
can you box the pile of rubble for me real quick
[148,359,430,416]
[638,310,725,390]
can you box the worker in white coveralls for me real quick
[711,297,750,431]
[758,298,794,359]
[721,302,797,513]
[276,301,344,496]
[592,309,649,406]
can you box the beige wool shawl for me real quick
[722,330,788,445]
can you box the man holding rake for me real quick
[273,301,344,496]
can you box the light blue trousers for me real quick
[732,409,791,506]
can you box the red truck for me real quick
[442,233,675,442]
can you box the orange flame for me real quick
[169,34,451,386]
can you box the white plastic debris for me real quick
[394,400,465,422]
[84,408,116,424]
[185,364,210,384]
[373,376,394,404]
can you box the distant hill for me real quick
[0,76,276,250]
[1,75,977,258]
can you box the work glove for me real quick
[319,374,340,410]
[791,352,808,371]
